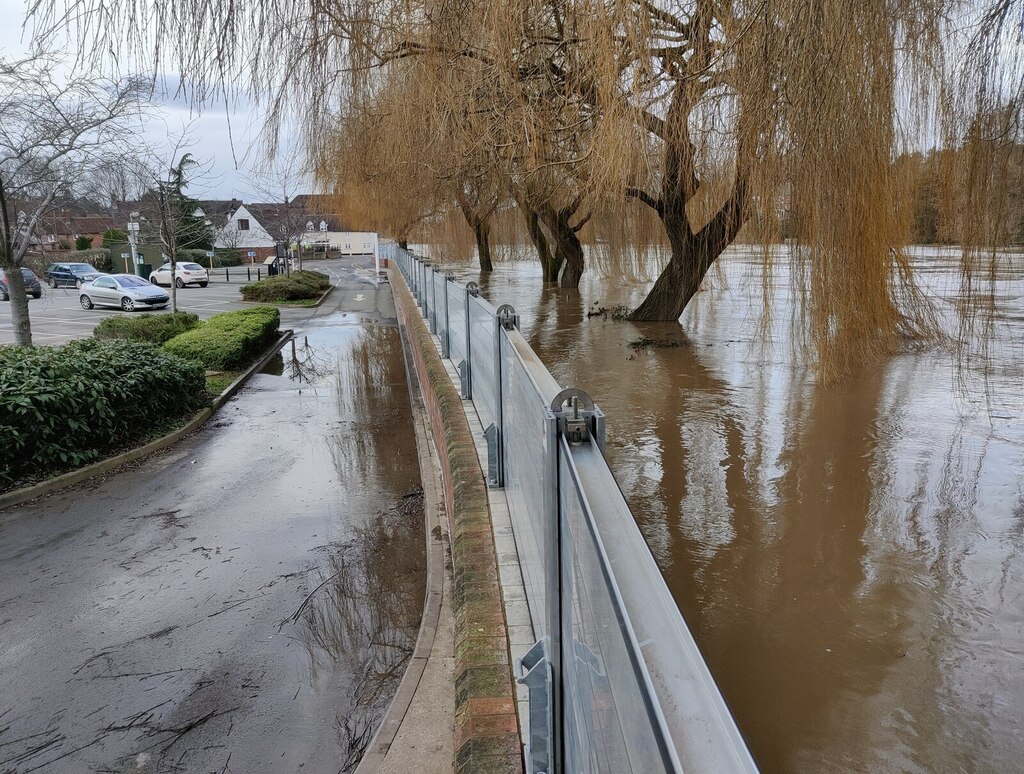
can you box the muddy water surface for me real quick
[452,247,1023,773]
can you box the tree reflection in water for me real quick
[289,489,426,772]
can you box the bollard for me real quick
[258,268,262,281]
[225,268,229,282]
[247,267,251,281]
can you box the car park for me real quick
[149,262,209,288]
[45,262,103,288]
[80,274,170,312]
[0,268,43,300]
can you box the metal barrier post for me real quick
[461,283,477,400]
[428,266,437,333]
[489,304,518,489]
[441,273,453,358]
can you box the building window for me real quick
[319,220,328,232]
[306,220,314,231]
[237,219,250,231]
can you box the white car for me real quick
[149,262,209,288]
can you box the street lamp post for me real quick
[126,212,140,277]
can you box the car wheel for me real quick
[47,277,56,288]
[75,278,83,289]
[175,277,185,288]
[121,297,135,312]
[0,288,8,301]
[198,281,208,288]
[32,292,42,299]
[151,277,159,285]
[80,295,94,310]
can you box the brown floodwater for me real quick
[440,245,1023,773]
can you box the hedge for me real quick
[163,306,280,371]
[212,249,242,267]
[93,312,201,345]
[0,339,207,490]
[239,270,331,302]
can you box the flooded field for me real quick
[446,245,1023,772]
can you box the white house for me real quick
[209,196,379,263]
[212,204,277,262]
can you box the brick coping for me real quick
[390,268,524,774]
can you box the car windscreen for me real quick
[21,269,37,279]
[116,276,149,287]
[68,263,95,271]
[181,263,204,270]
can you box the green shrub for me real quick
[0,339,207,490]
[240,276,319,301]
[75,235,94,250]
[102,228,127,248]
[163,306,280,371]
[239,270,331,302]
[178,248,212,265]
[290,270,331,290]
[213,249,242,267]
[93,312,200,345]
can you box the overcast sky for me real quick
[0,0,299,203]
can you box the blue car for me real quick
[45,262,103,288]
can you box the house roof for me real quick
[289,194,351,231]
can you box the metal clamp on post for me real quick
[550,388,606,451]
[516,639,554,774]
[497,303,519,330]
[466,281,479,297]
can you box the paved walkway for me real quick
[0,259,427,773]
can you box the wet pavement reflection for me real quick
[450,246,1024,772]
[0,267,425,773]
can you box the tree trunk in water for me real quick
[630,234,725,321]
[4,265,33,346]
[523,209,560,282]
[474,220,493,272]
[554,217,585,289]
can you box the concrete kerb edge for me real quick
[354,310,448,773]
[0,329,294,514]
[387,266,524,774]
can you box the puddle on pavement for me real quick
[285,489,426,771]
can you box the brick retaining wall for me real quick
[390,268,523,774]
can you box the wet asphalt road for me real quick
[0,259,426,773]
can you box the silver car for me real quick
[80,274,170,312]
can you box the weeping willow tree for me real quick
[31,0,1024,377]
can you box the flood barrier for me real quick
[387,244,758,774]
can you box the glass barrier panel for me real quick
[560,441,677,773]
[468,294,497,430]
[566,441,757,773]
[434,271,448,339]
[448,281,467,367]
[499,332,556,635]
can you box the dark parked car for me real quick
[44,262,102,288]
[0,268,43,300]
